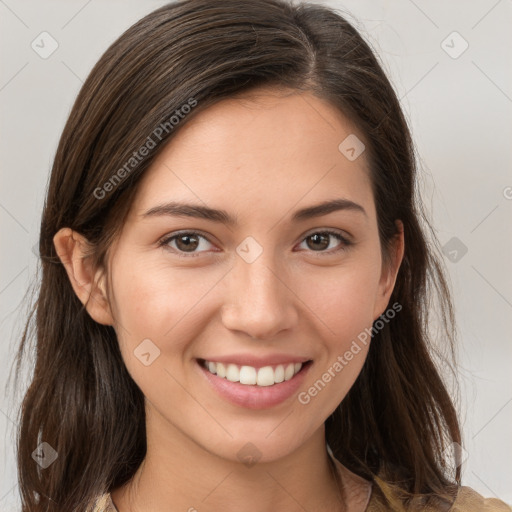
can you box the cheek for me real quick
[293,266,378,417]
[111,256,204,331]
[109,257,223,371]
[109,263,198,402]
[294,257,382,340]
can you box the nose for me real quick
[220,254,299,341]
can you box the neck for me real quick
[111,415,346,512]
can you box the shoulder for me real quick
[451,486,512,512]
[367,476,512,512]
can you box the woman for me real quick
[13,0,511,510]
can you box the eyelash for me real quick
[158,229,352,258]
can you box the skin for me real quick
[54,86,404,512]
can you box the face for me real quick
[89,87,401,464]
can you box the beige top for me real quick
[92,455,512,512]
[93,487,512,512]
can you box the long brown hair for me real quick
[11,0,462,510]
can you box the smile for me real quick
[200,359,304,386]
[196,356,313,409]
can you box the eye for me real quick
[296,230,352,254]
[159,231,216,257]
[159,229,352,258]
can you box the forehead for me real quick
[128,87,374,224]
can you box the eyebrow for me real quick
[141,198,367,225]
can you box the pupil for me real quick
[178,235,198,252]
[309,233,329,251]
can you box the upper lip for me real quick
[198,354,312,368]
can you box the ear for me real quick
[53,227,114,326]
[373,220,405,320]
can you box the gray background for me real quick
[1,0,511,508]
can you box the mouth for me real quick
[195,358,313,409]
[197,358,312,387]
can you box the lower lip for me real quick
[196,359,312,410]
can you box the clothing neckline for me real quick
[327,443,374,511]
[106,493,118,512]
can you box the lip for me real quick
[196,358,313,410]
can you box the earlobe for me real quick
[53,228,114,326]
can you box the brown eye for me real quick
[175,233,200,252]
[299,230,351,254]
[306,233,330,251]
[159,231,215,257]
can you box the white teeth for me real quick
[274,365,285,383]
[256,366,274,386]
[226,363,240,382]
[239,366,257,385]
[202,360,304,386]
[284,363,295,381]
[216,362,226,378]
